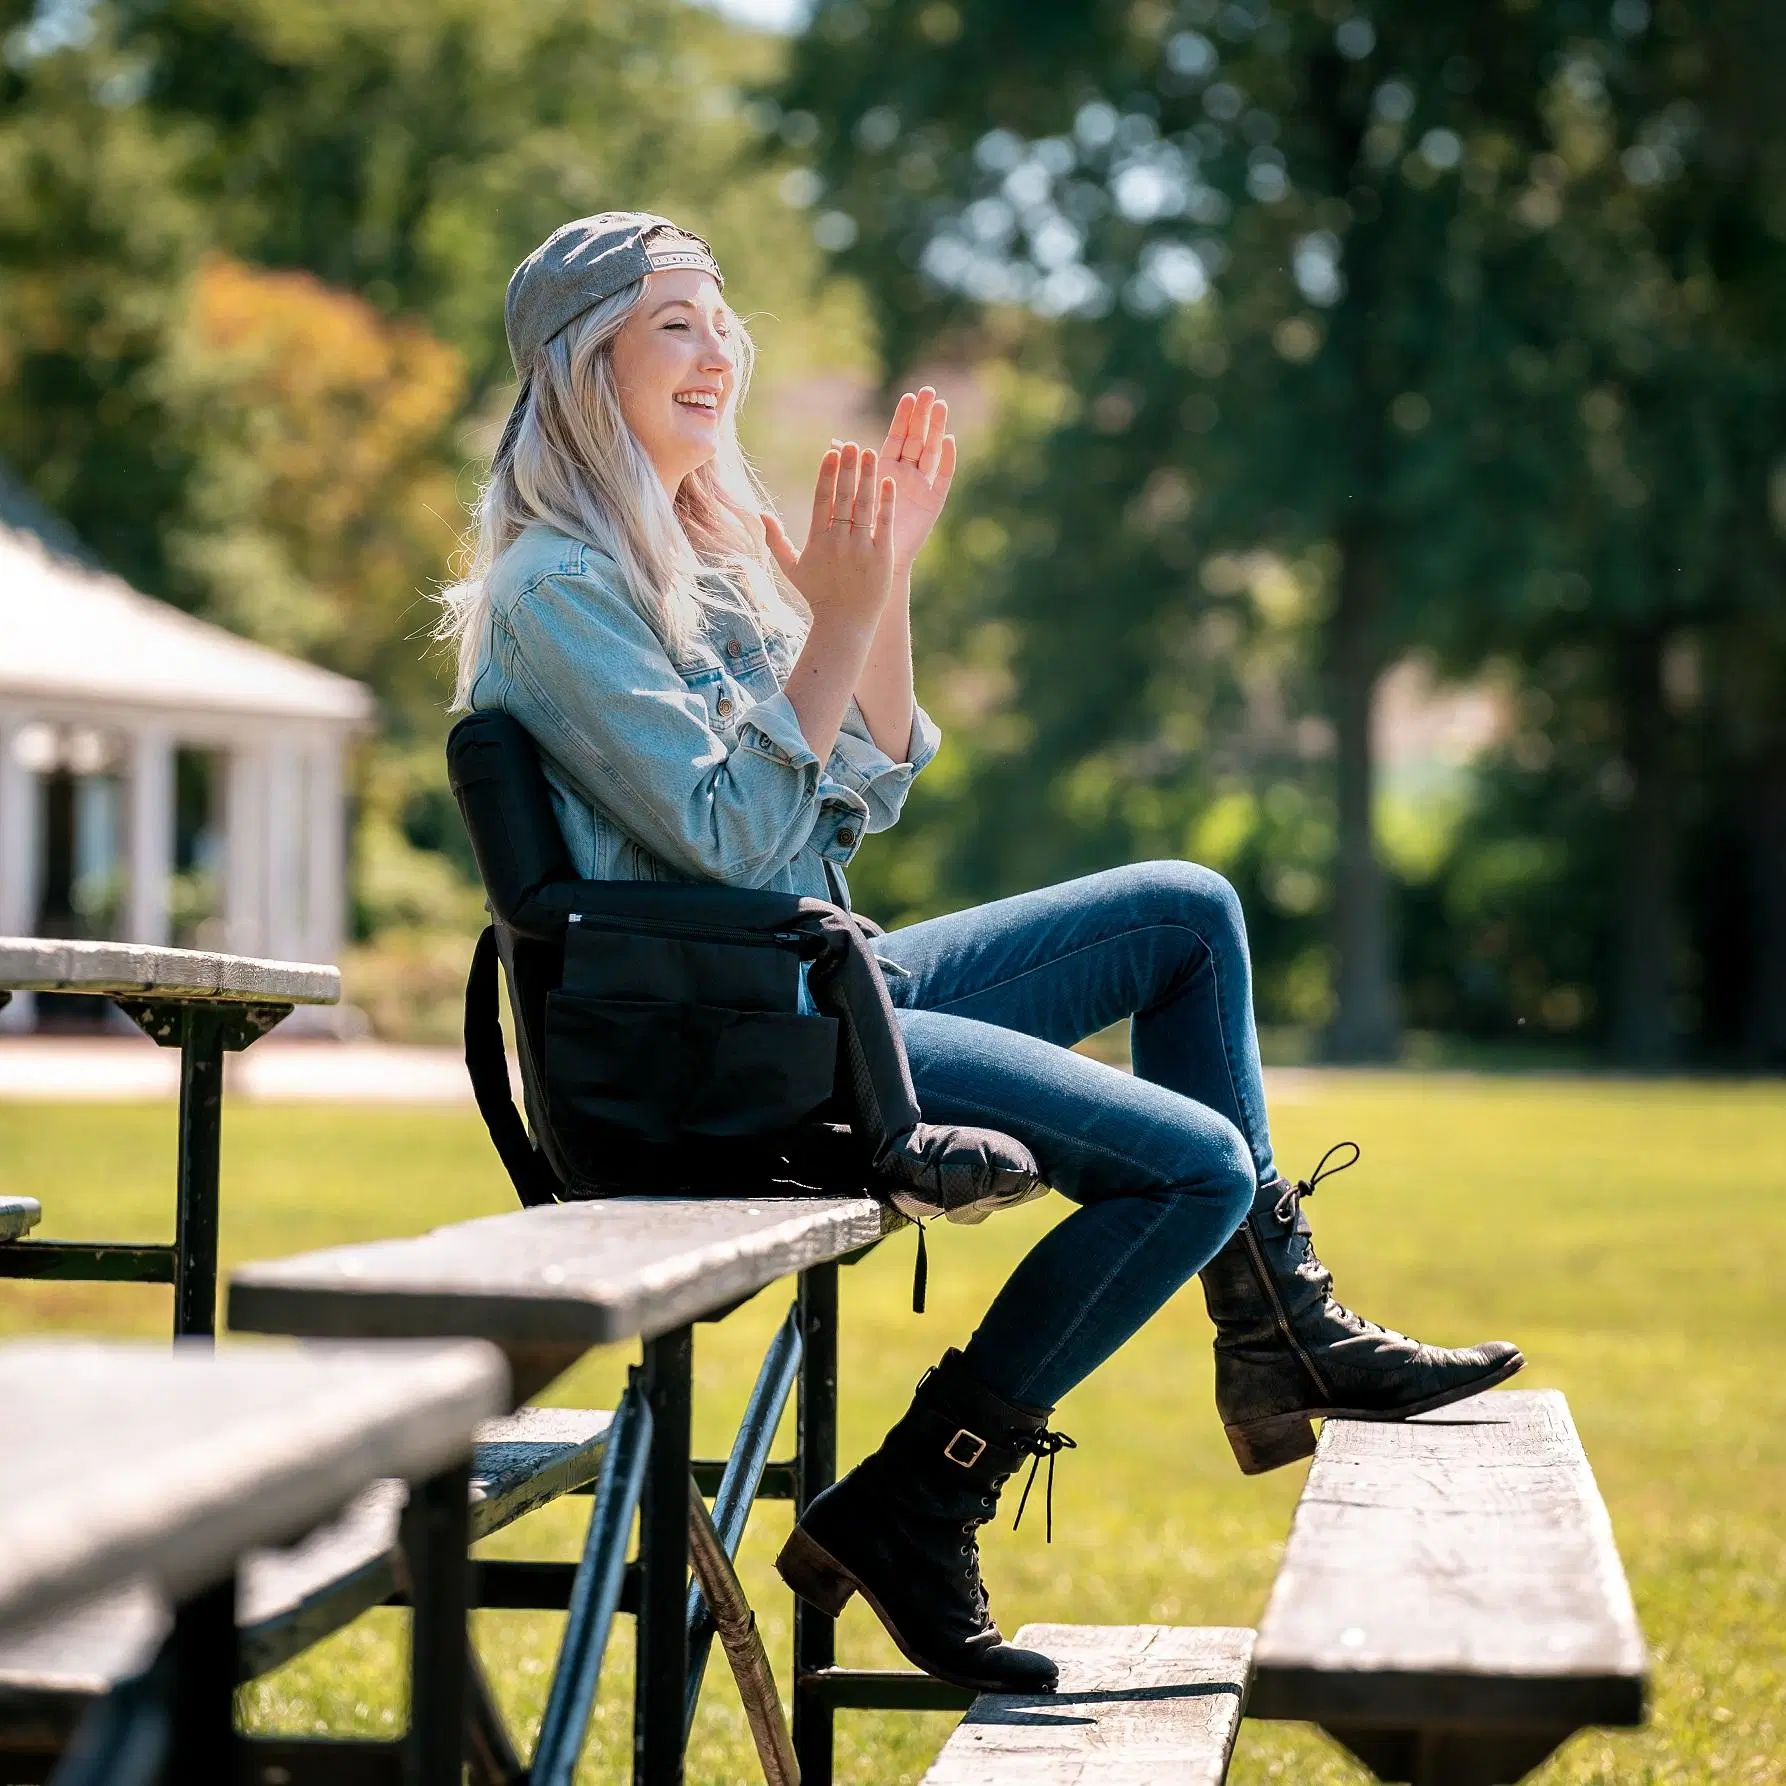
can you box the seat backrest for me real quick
[446,710,576,927]
[445,708,865,1203]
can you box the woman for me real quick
[438,212,1523,1696]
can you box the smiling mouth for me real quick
[673,391,720,414]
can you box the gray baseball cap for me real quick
[504,211,724,376]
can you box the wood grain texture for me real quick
[230,1195,898,1346]
[0,1407,612,1704]
[921,1625,1255,1786]
[0,937,338,1005]
[1248,1390,1647,1729]
[0,1198,40,1243]
[0,1339,506,1636]
[239,1404,612,1676]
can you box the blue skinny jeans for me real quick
[876,861,1276,1412]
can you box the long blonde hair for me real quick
[436,242,799,706]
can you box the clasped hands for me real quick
[762,387,956,635]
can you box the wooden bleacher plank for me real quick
[0,1199,40,1243]
[0,1406,612,1743]
[230,1196,896,1347]
[1247,1389,1647,1735]
[239,1405,612,1675]
[0,937,338,1007]
[468,1404,614,1527]
[921,1624,1254,1785]
[0,1339,505,1637]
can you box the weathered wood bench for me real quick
[0,1337,506,1785]
[1247,1389,1647,1785]
[914,1390,1644,1786]
[0,1407,612,1777]
[230,1193,902,1786]
[0,937,340,1336]
[921,1624,1255,1785]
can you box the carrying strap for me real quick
[464,924,561,1208]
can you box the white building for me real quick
[0,480,372,1029]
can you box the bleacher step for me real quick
[920,1623,1254,1784]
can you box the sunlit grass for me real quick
[2,1073,1781,1782]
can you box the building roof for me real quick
[0,513,373,727]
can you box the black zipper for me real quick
[567,911,811,951]
[1244,1221,1333,1399]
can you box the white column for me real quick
[224,743,267,957]
[305,735,347,964]
[126,726,174,947]
[0,713,40,1031]
[263,735,304,961]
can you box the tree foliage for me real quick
[780,0,1786,1064]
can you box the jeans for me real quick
[876,861,1276,1411]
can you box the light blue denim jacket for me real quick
[467,523,940,904]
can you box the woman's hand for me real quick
[878,386,957,573]
[766,444,900,762]
[763,442,898,637]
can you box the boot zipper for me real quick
[1242,1219,1334,1401]
[568,911,812,951]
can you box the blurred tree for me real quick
[169,255,466,701]
[0,7,205,589]
[779,0,1577,1059]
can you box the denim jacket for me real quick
[466,523,940,904]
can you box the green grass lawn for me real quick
[2,1072,1782,1783]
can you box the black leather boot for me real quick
[775,1348,1072,1694]
[1201,1143,1525,1474]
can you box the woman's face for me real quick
[609,267,736,495]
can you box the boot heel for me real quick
[1226,1412,1318,1475]
[775,1525,857,1617]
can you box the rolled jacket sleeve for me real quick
[490,563,831,887]
[825,699,943,835]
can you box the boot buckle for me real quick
[942,1428,987,1467]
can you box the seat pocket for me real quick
[544,993,838,1161]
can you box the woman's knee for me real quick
[1157,1113,1256,1233]
[1100,859,1245,943]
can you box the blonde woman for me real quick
[439,213,1522,1696]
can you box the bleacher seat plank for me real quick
[240,1404,612,1675]
[0,1339,505,1637]
[0,1199,39,1244]
[230,1196,896,1347]
[0,937,338,1007]
[0,1406,612,1738]
[1247,1389,1646,1742]
[921,1625,1254,1785]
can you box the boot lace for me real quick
[1268,1139,1360,1228]
[1268,1142,1412,1343]
[951,1426,1077,1620]
[1010,1427,1077,1543]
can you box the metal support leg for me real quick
[635,1326,694,1786]
[684,1304,803,1734]
[792,1265,839,1786]
[173,1008,225,1341]
[1322,1721,1580,1785]
[404,1462,472,1786]
[166,1573,237,1782]
[532,1377,653,1786]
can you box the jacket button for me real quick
[716,696,734,718]
[726,639,743,658]
[836,825,858,847]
